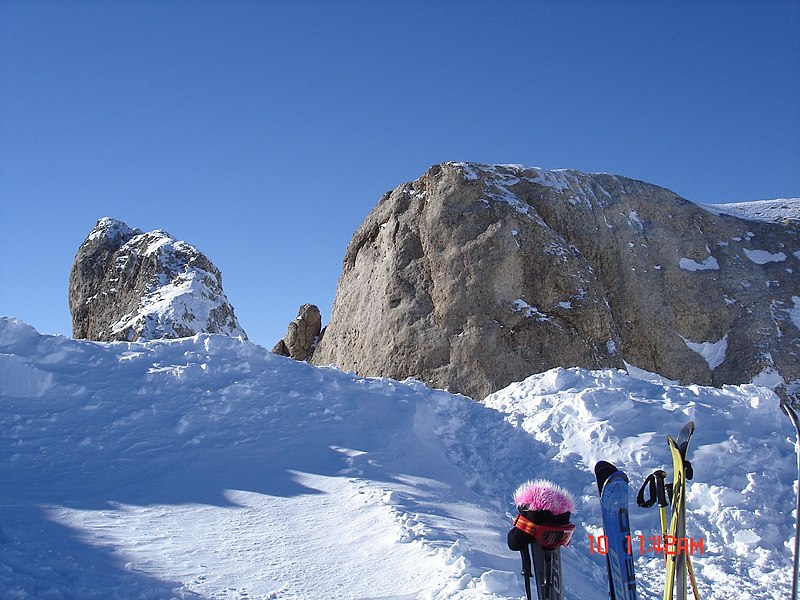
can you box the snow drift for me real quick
[0,317,795,599]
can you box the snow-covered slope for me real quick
[702,198,800,226]
[0,317,796,599]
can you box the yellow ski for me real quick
[663,422,696,600]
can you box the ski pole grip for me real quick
[520,544,532,577]
[636,473,657,508]
[653,469,668,507]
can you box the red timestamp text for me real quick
[587,534,705,556]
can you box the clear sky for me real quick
[1,0,798,349]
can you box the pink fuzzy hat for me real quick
[513,479,575,515]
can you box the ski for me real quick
[779,393,800,600]
[595,461,638,600]
[663,421,697,600]
[507,480,575,600]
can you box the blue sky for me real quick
[2,0,798,349]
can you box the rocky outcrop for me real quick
[69,217,247,342]
[272,304,323,361]
[311,162,800,399]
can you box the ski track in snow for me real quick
[0,317,796,599]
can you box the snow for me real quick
[483,369,795,600]
[448,162,585,218]
[681,334,729,371]
[624,362,678,385]
[511,299,550,321]
[792,297,800,331]
[88,216,137,242]
[752,364,785,389]
[110,266,230,339]
[458,162,480,181]
[483,185,531,217]
[742,248,788,265]
[679,256,720,272]
[0,317,797,599]
[702,198,800,225]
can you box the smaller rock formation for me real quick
[69,217,247,342]
[272,304,323,361]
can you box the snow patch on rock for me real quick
[743,248,787,265]
[682,334,728,370]
[679,256,720,271]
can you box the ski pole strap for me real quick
[637,470,668,508]
[514,513,540,536]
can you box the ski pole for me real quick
[779,389,800,600]
[520,544,534,600]
[636,469,669,555]
[653,470,669,540]
[686,555,700,599]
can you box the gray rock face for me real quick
[312,162,800,399]
[69,217,247,342]
[272,304,323,361]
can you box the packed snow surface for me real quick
[703,198,800,225]
[0,317,796,599]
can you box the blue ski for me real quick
[595,461,638,600]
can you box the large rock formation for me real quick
[69,217,247,342]
[272,304,323,361]
[312,162,800,399]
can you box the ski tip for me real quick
[513,479,575,515]
[595,460,617,472]
[668,421,695,445]
[594,460,622,493]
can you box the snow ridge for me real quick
[703,198,800,225]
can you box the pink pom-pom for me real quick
[513,480,575,515]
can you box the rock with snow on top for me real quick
[312,162,800,398]
[69,217,247,341]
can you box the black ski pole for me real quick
[779,388,800,600]
[521,544,534,600]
